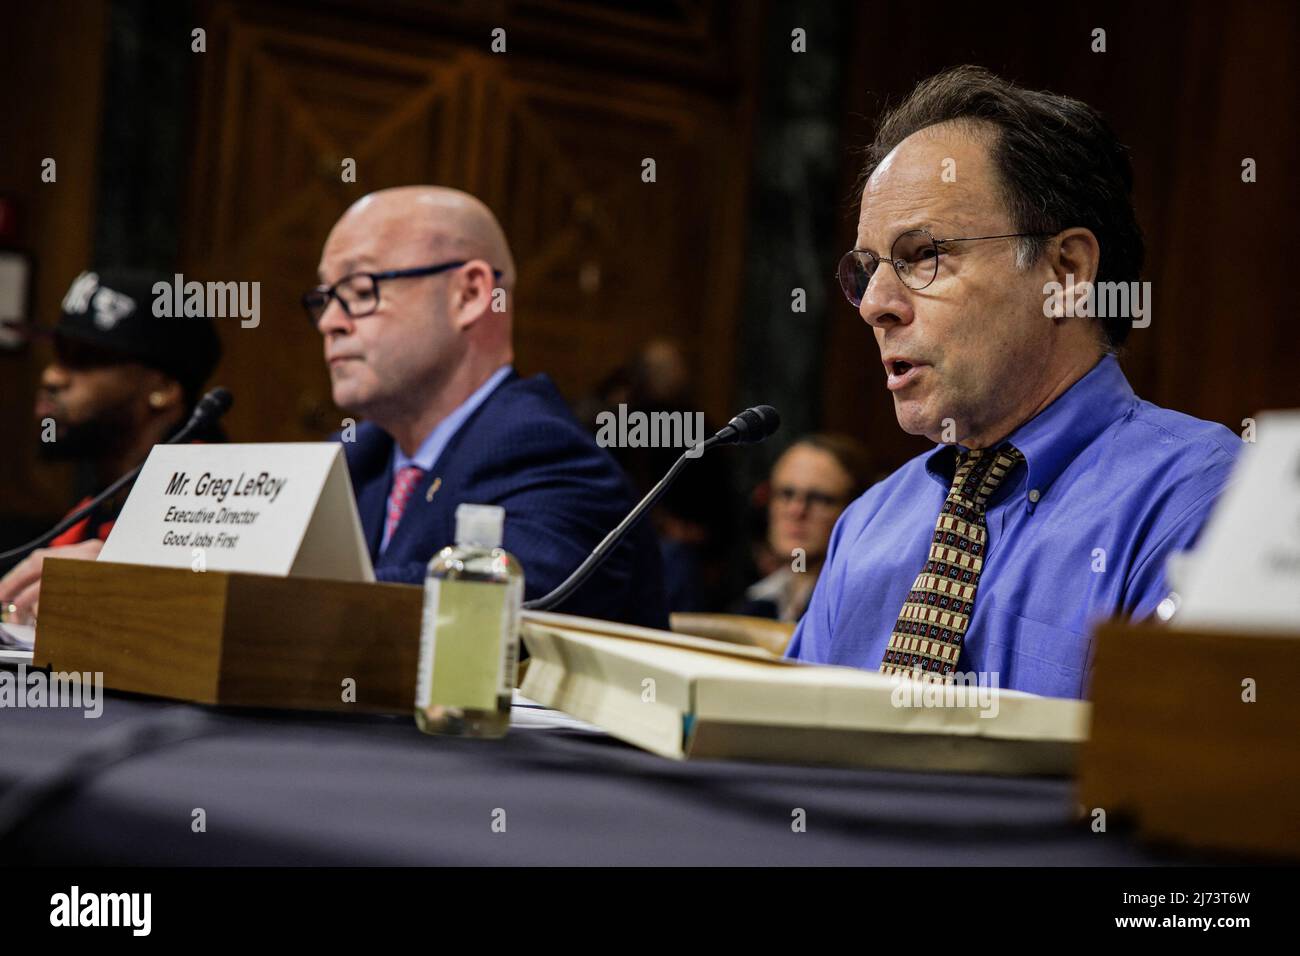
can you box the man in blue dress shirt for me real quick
[786,67,1240,697]
[305,186,668,629]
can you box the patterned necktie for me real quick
[880,444,1024,682]
[383,465,426,549]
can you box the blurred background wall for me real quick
[3,0,1297,544]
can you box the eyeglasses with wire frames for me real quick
[302,260,504,325]
[836,228,1053,306]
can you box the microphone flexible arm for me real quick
[523,443,698,612]
[523,404,780,613]
[0,388,232,564]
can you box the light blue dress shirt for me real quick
[380,364,514,554]
[785,355,1241,698]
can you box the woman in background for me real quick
[734,434,873,622]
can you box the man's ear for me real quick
[1049,227,1101,289]
[451,259,498,330]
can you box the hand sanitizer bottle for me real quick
[415,504,523,737]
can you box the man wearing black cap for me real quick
[0,268,222,621]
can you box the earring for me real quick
[149,391,167,409]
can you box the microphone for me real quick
[707,404,781,449]
[523,404,781,612]
[182,387,233,435]
[0,387,234,564]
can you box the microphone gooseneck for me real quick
[0,387,234,565]
[522,404,781,613]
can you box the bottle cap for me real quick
[455,503,505,549]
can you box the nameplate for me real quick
[98,443,374,582]
[1175,410,1300,632]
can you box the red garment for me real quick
[48,497,117,548]
[46,438,211,548]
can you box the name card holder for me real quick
[1079,620,1300,860]
[32,559,422,713]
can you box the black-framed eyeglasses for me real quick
[771,486,847,512]
[302,261,504,324]
[835,228,1053,305]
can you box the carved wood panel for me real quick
[185,1,757,444]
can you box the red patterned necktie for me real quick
[879,445,1024,682]
[383,465,426,548]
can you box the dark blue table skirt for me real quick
[0,688,1204,866]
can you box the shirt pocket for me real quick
[978,605,1091,699]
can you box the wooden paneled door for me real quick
[185,1,758,444]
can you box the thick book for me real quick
[518,612,1089,775]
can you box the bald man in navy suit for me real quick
[307,186,668,629]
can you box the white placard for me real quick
[1174,410,1300,633]
[98,443,374,582]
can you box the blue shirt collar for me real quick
[392,364,514,475]
[925,355,1136,500]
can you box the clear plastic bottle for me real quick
[415,504,523,737]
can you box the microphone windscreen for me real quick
[199,387,233,419]
[184,387,234,432]
[728,405,780,444]
[751,404,780,440]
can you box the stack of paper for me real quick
[0,622,35,664]
[0,622,35,650]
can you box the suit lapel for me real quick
[433,369,519,486]
[343,424,394,560]
[366,370,521,564]
[358,471,389,560]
